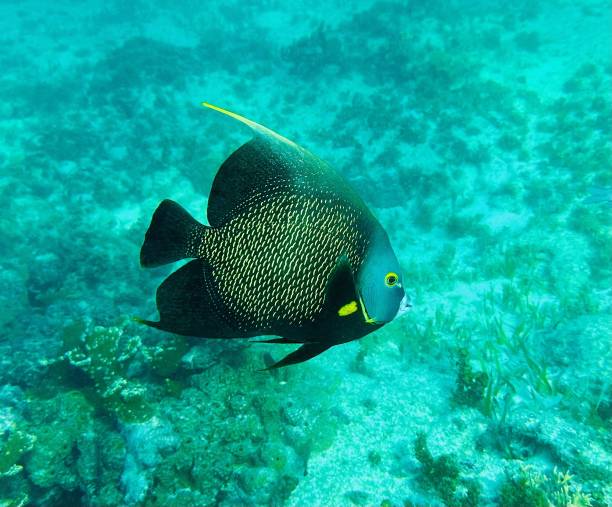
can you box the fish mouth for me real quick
[358,291,411,325]
[395,293,412,318]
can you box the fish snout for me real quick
[396,292,412,318]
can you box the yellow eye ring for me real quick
[385,272,399,287]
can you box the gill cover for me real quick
[357,227,405,323]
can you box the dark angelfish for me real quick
[138,103,410,369]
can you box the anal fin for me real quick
[250,337,305,344]
[263,342,332,370]
[140,259,235,338]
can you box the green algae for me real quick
[500,465,594,507]
[452,347,488,409]
[500,475,548,507]
[414,432,480,507]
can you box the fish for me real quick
[138,103,410,369]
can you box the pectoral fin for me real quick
[262,342,332,370]
[315,254,382,342]
[323,254,361,321]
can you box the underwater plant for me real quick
[414,432,480,507]
[452,347,488,409]
[499,464,593,507]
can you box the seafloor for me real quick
[0,0,610,506]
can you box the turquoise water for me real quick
[1,0,611,505]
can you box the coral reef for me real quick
[62,321,153,424]
[0,0,610,505]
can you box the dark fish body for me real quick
[139,104,408,368]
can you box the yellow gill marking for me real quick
[201,102,297,147]
[338,300,358,317]
[358,295,378,325]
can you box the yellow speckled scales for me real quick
[195,105,377,336]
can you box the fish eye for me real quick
[385,272,398,287]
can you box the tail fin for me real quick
[140,199,208,267]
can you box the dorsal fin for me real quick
[202,102,297,147]
[201,103,368,227]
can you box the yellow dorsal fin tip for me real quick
[201,102,250,124]
[200,101,296,147]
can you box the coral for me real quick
[63,322,153,423]
[279,399,340,460]
[445,211,489,239]
[513,31,541,52]
[497,132,522,152]
[121,417,179,505]
[344,490,369,505]
[136,360,305,506]
[148,335,190,378]
[0,421,34,507]
[0,495,28,507]
[0,393,29,506]
[368,450,382,467]
[281,24,342,78]
[0,429,35,479]
[23,390,125,506]
[0,267,27,330]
